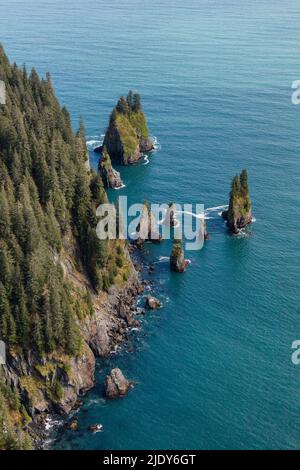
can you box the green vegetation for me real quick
[0,45,134,449]
[0,45,129,356]
[227,169,251,221]
[104,91,150,164]
[171,239,183,258]
[0,369,32,450]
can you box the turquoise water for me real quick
[1,0,300,450]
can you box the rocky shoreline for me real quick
[3,244,145,449]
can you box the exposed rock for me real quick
[103,91,153,165]
[66,419,78,431]
[105,368,134,399]
[145,294,161,310]
[94,145,103,153]
[140,136,154,153]
[4,340,96,420]
[81,269,143,357]
[170,240,188,273]
[199,218,210,241]
[222,169,252,234]
[163,203,177,227]
[135,201,162,247]
[98,146,123,188]
[74,398,83,410]
[89,424,103,433]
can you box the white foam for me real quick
[44,416,63,431]
[114,183,126,190]
[86,134,105,151]
[176,210,206,220]
[158,256,170,262]
[143,155,150,165]
[151,135,161,151]
[205,204,228,213]
[86,140,102,151]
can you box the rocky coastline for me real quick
[3,242,144,449]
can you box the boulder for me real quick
[145,294,161,310]
[66,419,78,431]
[105,368,134,399]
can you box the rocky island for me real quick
[102,91,154,165]
[222,170,252,234]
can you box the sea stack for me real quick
[199,218,209,241]
[163,202,177,227]
[222,169,252,234]
[170,239,188,273]
[98,146,123,188]
[103,91,154,165]
[135,201,162,247]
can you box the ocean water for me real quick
[1,0,300,450]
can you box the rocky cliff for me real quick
[222,169,252,234]
[103,92,154,165]
[3,238,142,448]
[98,146,123,188]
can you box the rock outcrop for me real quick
[170,240,188,273]
[199,218,209,241]
[103,91,154,165]
[105,368,134,399]
[145,294,161,310]
[222,169,252,234]
[135,201,162,247]
[98,146,123,188]
[67,419,78,431]
[163,203,177,227]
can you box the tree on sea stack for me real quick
[102,91,154,165]
[222,169,252,234]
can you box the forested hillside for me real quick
[0,45,130,449]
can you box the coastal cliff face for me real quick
[3,243,141,448]
[222,170,252,234]
[98,146,123,188]
[0,47,142,449]
[103,92,154,165]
